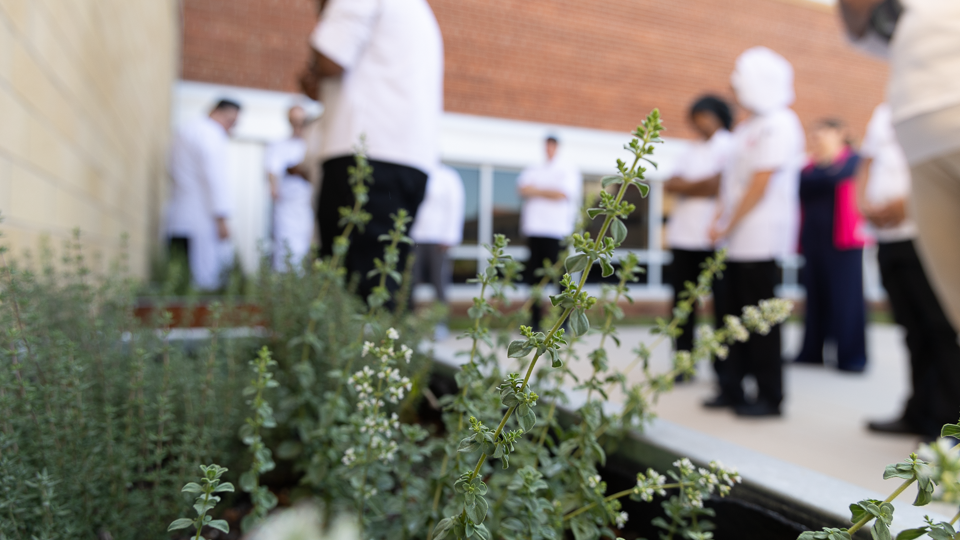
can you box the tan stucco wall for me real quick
[0,0,177,276]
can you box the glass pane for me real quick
[451,258,478,284]
[582,179,649,250]
[451,165,480,245]
[492,169,522,244]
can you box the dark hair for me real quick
[690,95,733,131]
[815,117,845,130]
[546,135,559,144]
[213,99,242,112]
[814,118,853,146]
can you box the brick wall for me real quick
[0,0,178,276]
[181,0,888,140]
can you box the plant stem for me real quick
[950,507,960,526]
[848,477,915,535]
[563,483,683,521]
[466,152,643,483]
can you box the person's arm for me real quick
[855,157,873,214]
[519,185,567,200]
[300,0,376,99]
[709,170,774,242]
[664,174,721,197]
[839,0,884,38]
[204,138,232,240]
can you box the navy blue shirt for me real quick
[799,150,860,244]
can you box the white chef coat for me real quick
[410,165,465,246]
[310,0,443,174]
[518,157,582,240]
[165,116,234,290]
[861,103,917,242]
[718,109,805,262]
[889,0,960,164]
[666,129,733,251]
[266,137,313,271]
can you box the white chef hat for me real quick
[731,47,796,115]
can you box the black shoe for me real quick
[838,364,866,374]
[867,418,923,435]
[702,394,741,409]
[734,401,781,417]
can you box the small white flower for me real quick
[587,475,601,489]
[361,341,374,357]
[615,511,628,528]
[401,344,413,363]
[387,328,399,340]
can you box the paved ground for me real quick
[438,321,954,512]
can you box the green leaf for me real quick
[570,309,589,337]
[610,218,627,245]
[632,180,651,197]
[871,519,891,540]
[507,339,533,359]
[181,482,203,494]
[214,482,235,493]
[941,423,960,438]
[167,518,195,531]
[208,519,230,534]
[565,253,589,273]
[518,408,537,431]
[550,348,562,368]
[601,175,623,188]
[895,527,929,540]
[465,494,488,525]
[586,208,604,219]
[433,517,455,540]
[459,437,480,453]
[599,258,614,278]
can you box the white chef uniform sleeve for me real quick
[310,0,379,70]
[752,117,793,172]
[860,107,886,160]
[204,134,232,218]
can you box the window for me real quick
[452,166,480,245]
[492,169,522,244]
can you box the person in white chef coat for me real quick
[165,99,241,291]
[519,135,583,332]
[664,95,735,357]
[859,103,960,440]
[266,105,314,272]
[299,0,443,309]
[410,164,465,339]
[707,47,805,417]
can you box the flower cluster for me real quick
[342,329,413,466]
[635,468,668,502]
[676,459,741,508]
[741,298,793,335]
[723,315,749,343]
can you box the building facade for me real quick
[179,0,889,299]
[0,0,178,276]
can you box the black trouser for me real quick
[669,249,719,352]
[413,243,450,304]
[525,236,562,332]
[715,260,783,407]
[878,239,960,437]
[317,156,428,309]
[797,233,867,370]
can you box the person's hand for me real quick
[864,198,907,228]
[287,162,309,180]
[216,217,230,240]
[708,220,727,244]
[269,177,280,201]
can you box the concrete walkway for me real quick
[437,321,956,514]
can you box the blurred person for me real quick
[839,0,960,329]
[794,119,867,372]
[664,95,735,357]
[165,99,241,291]
[707,47,805,417]
[299,0,443,307]
[859,103,960,439]
[519,135,583,332]
[409,164,466,340]
[266,105,313,272]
